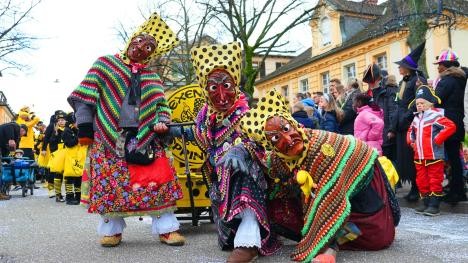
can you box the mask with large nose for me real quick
[206,69,237,112]
[264,116,305,157]
[126,34,157,63]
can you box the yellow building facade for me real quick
[255,0,468,103]
[0,91,15,124]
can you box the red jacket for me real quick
[407,109,456,160]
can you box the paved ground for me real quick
[1,187,468,263]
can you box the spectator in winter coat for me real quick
[353,94,384,155]
[433,49,467,204]
[0,121,21,200]
[407,85,456,215]
[292,102,315,129]
[339,78,361,135]
[331,83,346,108]
[318,93,342,132]
[393,41,428,202]
[463,66,468,132]
[302,96,321,122]
[367,69,399,160]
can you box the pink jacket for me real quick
[354,105,384,155]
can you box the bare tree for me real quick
[201,0,321,97]
[115,0,217,89]
[0,0,42,75]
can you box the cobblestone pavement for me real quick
[1,187,468,263]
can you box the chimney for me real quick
[363,0,378,5]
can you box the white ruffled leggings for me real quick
[97,211,180,236]
[233,208,261,248]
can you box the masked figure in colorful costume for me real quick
[237,90,400,262]
[67,13,185,247]
[177,42,279,262]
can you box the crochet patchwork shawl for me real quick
[68,55,171,153]
[271,129,378,262]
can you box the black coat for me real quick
[392,72,426,182]
[62,126,79,148]
[394,72,427,132]
[42,114,56,152]
[339,89,360,135]
[372,85,398,146]
[0,122,20,157]
[292,111,315,129]
[435,66,467,142]
[48,128,64,153]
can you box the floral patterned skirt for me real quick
[82,135,183,217]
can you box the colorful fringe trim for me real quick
[289,131,378,262]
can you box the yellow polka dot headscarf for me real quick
[190,42,242,90]
[121,12,179,65]
[241,90,299,149]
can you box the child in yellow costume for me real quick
[47,112,67,202]
[16,106,40,160]
[62,113,86,205]
[35,122,48,184]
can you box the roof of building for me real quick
[326,0,385,16]
[256,0,468,85]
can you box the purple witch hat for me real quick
[395,41,426,71]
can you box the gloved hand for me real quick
[216,145,248,174]
[78,123,94,145]
[168,125,183,138]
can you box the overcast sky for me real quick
[0,0,322,122]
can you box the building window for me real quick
[320,17,331,46]
[281,85,289,97]
[259,62,266,78]
[321,71,330,93]
[299,78,309,93]
[375,53,387,70]
[344,63,356,81]
[276,62,284,69]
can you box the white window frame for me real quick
[375,53,388,71]
[321,71,330,94]
[344,63,356,82]
[299,78,309,93]
[320,17,331,46]
[281,85,289,98]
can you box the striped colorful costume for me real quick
[193,100,280,255]
[241,90,400,262]
[269,129,399,262]
[68,54,182,217]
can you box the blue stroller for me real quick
[1,157,37,197]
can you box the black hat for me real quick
[362,63,382,83]
[55,110,66,120]
[66,112,76,124]
[408,85,441,108]
[395,41,425,70]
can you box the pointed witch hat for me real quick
[394,41,426,70]
[362,63,382,84]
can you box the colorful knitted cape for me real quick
[192,99,281,255]
[271,129,378,262]
[68,55,171,153]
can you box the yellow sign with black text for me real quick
[167,84,206,170]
